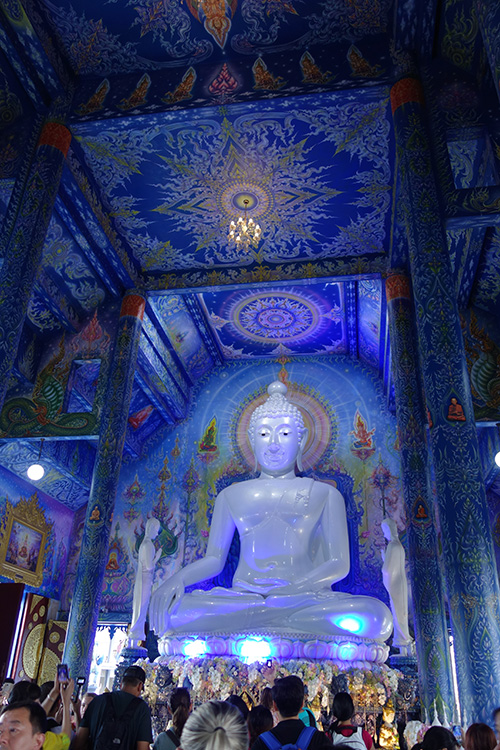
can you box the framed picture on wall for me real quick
[0,494,52,587]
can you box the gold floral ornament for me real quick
[0,493,52,587]
[138,656,404,715]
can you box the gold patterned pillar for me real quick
[38,621,68,683]
[12,594,49,681]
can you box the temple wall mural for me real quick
[0,468,74,599]
[461,306,500,422]
[76,357,407,624]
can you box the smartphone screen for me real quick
[72,677,85,702]
[57,664,69,683]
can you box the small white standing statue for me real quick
[381,517,413,653]
[129,517,161,643]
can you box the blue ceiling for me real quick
[0,0,498,506]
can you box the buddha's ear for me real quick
[296,427,309,473]
[248,427,258,472]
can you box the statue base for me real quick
[158,630,389,668]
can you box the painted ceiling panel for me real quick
[138,333,187,418]
[149,295,213,380]
[199,282,349,359]
[72,88,394,276]
[24,208,109,335]
[0,442,91,509]
[472,227,500,316]
[28,1,395,119]
[39,211,107,315]
[357,278,381,369]
[447,133,497,190]
[36,0,393,76]
[141,311,189,396]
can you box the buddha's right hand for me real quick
[150,576,185,635]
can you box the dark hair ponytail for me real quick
[170,688,190,736]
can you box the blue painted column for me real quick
[0,117,72,409]
[63,292,146,680]
[385,273,455,722]
[391,77,500,725]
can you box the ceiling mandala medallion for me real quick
[220,182,271,218]
[232,292,320,343]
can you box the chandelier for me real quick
[228,199,261,250]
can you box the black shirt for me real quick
[252,719,333,750]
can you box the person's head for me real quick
[259,688,273,712]
[248,382,308,475]
[422,726,459,750]
[465,724,497,750]
[80,693,97,717]
[332,692,354,723]
[120,666,146,696]
[170,688,190,736]
[493,708,500,737]
[271,676,304,719]
[179,700,248,750]
[248,706,273,746]
[0,701,47,750]
[8,685,41,706]
[225,695,249,721]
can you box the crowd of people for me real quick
[1,668,499,750]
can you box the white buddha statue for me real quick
[150,382,393,641]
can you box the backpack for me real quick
[331,726,366,750]
[299,708,317,728]
[94,693,143,750]
[260,725,317,750]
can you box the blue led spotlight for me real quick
[239,637,272,663]
[182,639,207,657]
[333,615,364,634]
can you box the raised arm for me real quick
[150,488,235,634]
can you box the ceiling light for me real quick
[27,439,45,481]
[228,199,261,251]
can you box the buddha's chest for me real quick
[226,478,322,534]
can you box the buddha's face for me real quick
[252,414,301,475]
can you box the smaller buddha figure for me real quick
[381,518,412,653]
[447,397,466,422]
[129,517,161,643]
[379,702,399,750]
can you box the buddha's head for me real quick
[248,381,308,475]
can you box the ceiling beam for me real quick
[445,186,500,228]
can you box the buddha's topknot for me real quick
[249,381,305,439]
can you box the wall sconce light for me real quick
[27,439,45,481]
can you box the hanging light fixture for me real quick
[27,439,45,481]
[228,198,261,251]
